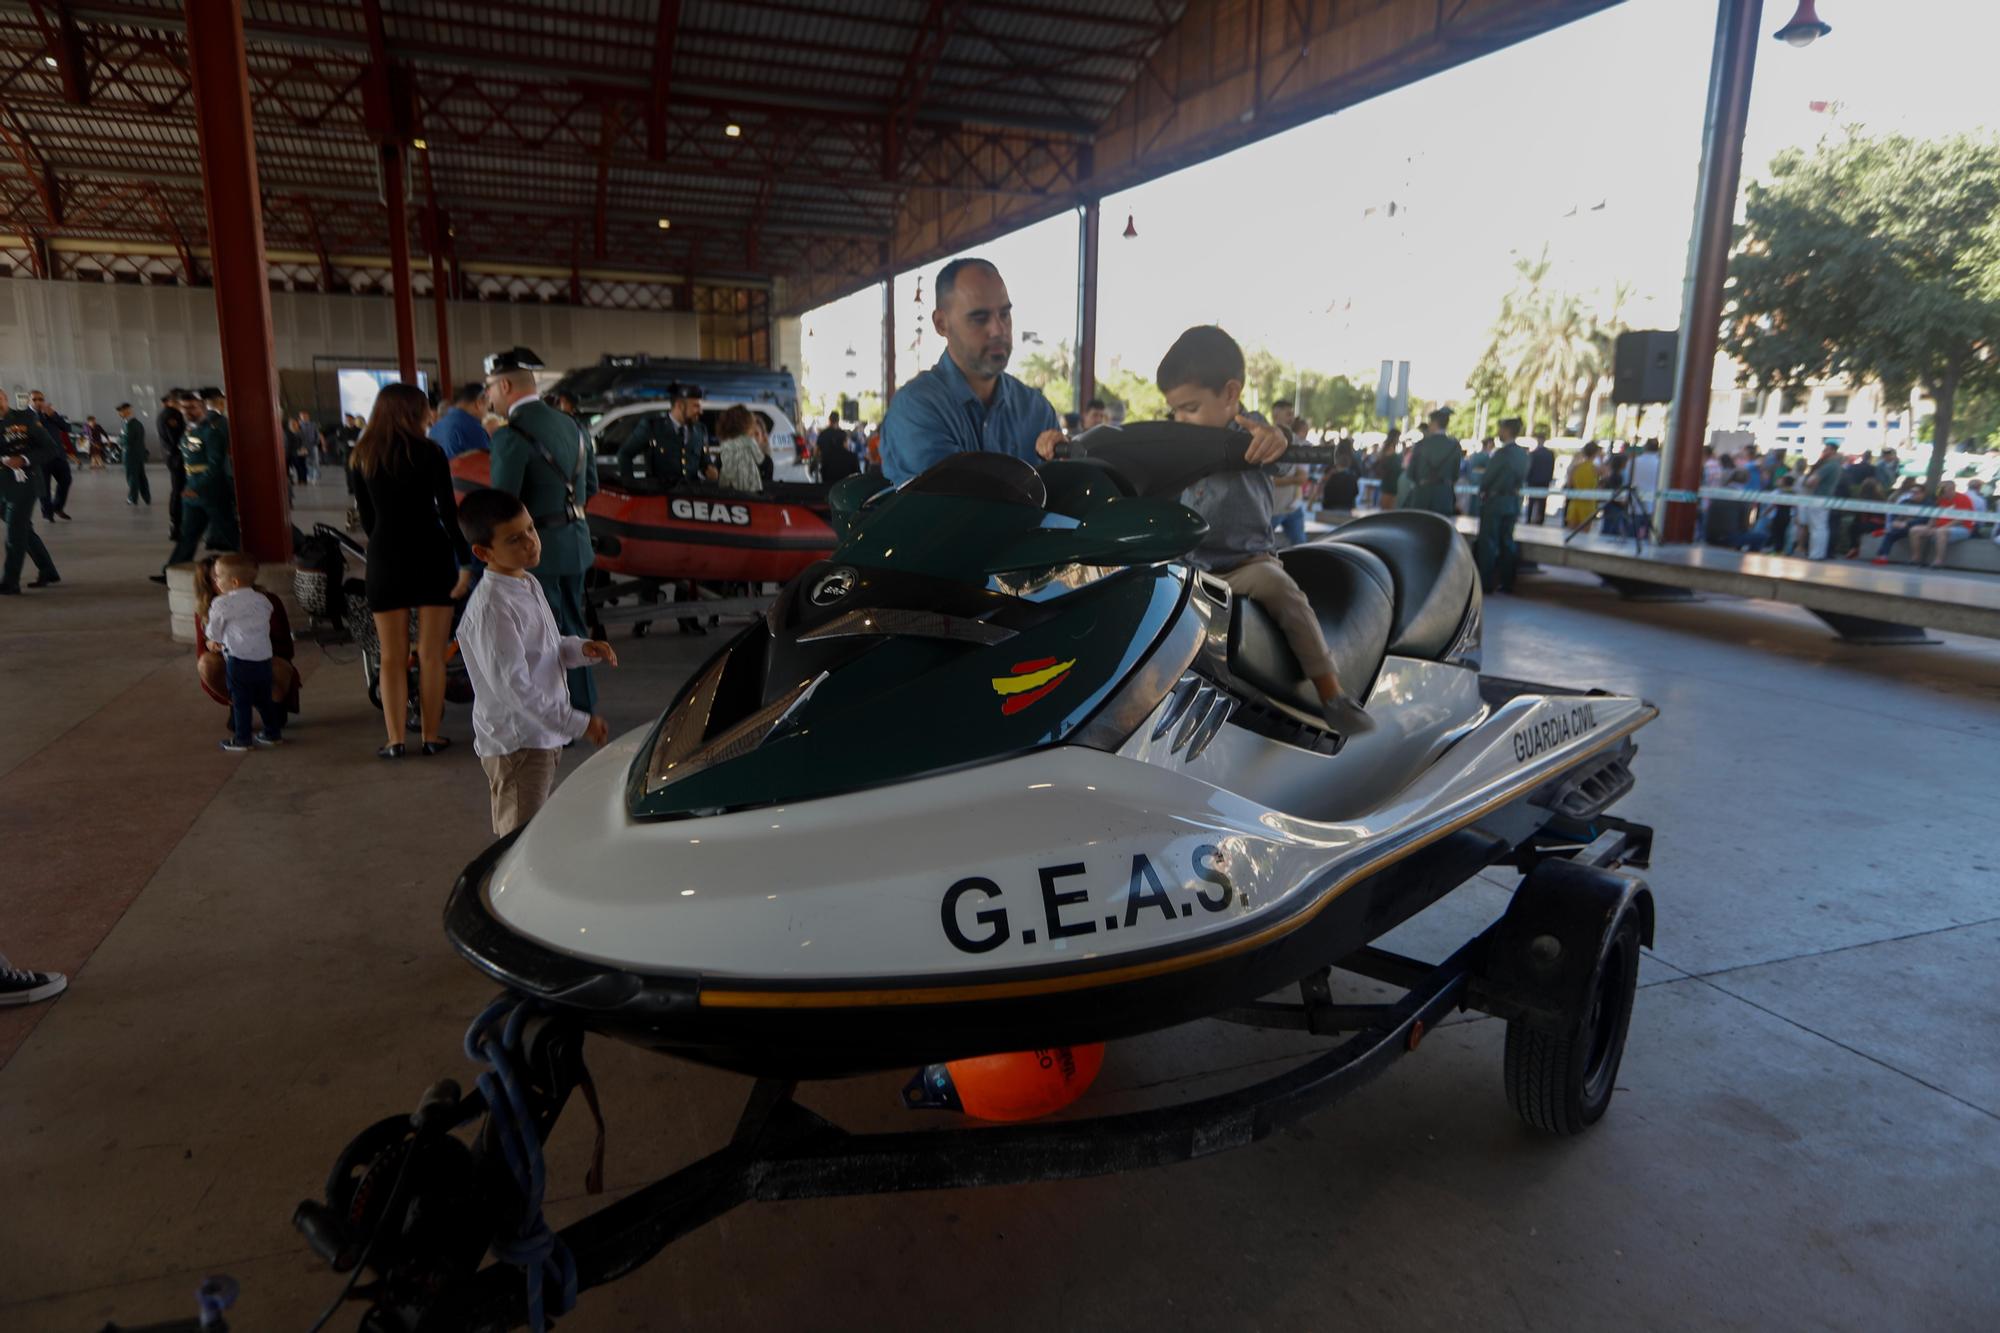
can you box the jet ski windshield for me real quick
[898,451,1048,508]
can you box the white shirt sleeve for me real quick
[205,595,241,652]
[558,635,589,671]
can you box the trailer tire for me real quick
[1503,906,1640,1135]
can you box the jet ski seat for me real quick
[1226,542,1395,717]
[1324,511,1477,660]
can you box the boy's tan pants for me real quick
[481,747,562,835]
[1220,554,1336,679]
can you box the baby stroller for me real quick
[311,523,474,730]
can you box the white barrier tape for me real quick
[1441,482,1991,525]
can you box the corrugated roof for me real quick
[0,0,1209,287]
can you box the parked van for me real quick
[553,355,801,442]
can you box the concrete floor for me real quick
[2,464,1997,1332]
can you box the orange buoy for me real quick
[903,1044,1105,1122]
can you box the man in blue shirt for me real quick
[881,258,1063,483]
[430,382,490,459]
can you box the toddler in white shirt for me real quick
[455,489,619,835]
[205,553,286,752]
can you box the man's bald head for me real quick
[935,257,999,311]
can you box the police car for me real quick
[588,400,807,483]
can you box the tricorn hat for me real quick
[485,346,546,374]
[669,380,705,401]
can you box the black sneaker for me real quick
[0,964,68,1006]
[254,733,285,748]
[220,738,253,753]
[148,574,168,585]
[28,574,58,588]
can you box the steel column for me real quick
[428,229,453,392]
[184,0,289,563]
[1658,0,1763,544]
[881,270,896,405]
[1074,198,1100,410]
[381,143,419,383]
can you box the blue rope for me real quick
[464,993,579,1333]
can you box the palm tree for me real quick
[1470,251,1629,437]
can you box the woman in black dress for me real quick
[351,383,471,758]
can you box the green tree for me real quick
[1099,365,1169,422]
[1467,248,1623,435]
[1016,340,1076,415]
[1725,130,2000,490]
[1918,384,2000,449]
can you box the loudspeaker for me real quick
[1612,330,1677,404]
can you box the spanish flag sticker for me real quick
[991,657,1076,716]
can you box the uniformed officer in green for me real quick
[1405,407,1464,516]
[485,347,602,711]
[158,387,238,577]
[117,401,151,506]
[615,382,713,491]
[1475,416,1530,594]
[200,387,241,547]
[0,387,62,594]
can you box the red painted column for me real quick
[184,0,289,563]
[1075,199,1100,409]
[426,213,453,391]
[381,143,418,382]
[1660,0,1763,543]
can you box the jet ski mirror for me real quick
[828,472,894,540]
[983,497,1206,573]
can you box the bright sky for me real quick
[801,0,2000,408]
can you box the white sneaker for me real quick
[0,965,68,1006]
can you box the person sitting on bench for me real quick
[1900,480,1976,568]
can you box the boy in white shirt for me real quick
[205,553,286,752]
[456,488,619,835]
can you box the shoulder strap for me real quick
[513,406,585,494]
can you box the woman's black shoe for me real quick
[377,743,406,759]
[421,737,452,756]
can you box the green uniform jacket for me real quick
[180,414,232,506]
[121,417,147,470]
[491,399,600,577]
[1,409,60,497]
[616,414,710,489]
[1407,432,1464,515]
[1478,442,1530,516]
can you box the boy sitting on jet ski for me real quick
[1041,324,1347,723]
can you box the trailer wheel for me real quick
[1504,907,1640,1135]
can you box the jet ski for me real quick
[447,449,836,586]
[444,423,1656,1077]
[282,422,1660,1333]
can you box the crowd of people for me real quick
[1197,421,1996,574]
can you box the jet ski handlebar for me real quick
[1047,422,1342,498]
